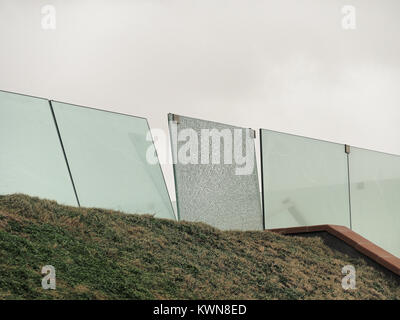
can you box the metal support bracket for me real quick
[169,113,180,124]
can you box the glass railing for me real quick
[260,129,351,229]
[51,101,175,220]
[168,114,263,231]
[0,90,175,220]
[0,91,78,206]
[1,89,398,256]
[349,147,400,257]
[260,128,400,258]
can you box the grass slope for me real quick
[0,194,399,300]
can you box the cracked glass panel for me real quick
[349,147,400,257]
[260,129,350,229]
[0,91,77,205]
[169,114,263,230]
[52,101,175,219]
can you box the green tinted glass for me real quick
[261,129,350,229]
[349,147,400,257]
[52,101,175,219]
[0,91,77,205]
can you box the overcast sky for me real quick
[1,0,399,200]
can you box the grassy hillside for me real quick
[0,194,399,300]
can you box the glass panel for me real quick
[52,101,175,220]
[261,129,350,229]
[169,114,263,231]
[0,91,77,205]
[349,147,400,257]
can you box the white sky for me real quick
[0,0,399,200]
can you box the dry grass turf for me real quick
[0,194,399,300]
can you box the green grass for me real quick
[0,194,399,300]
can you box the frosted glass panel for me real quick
[261,129,350,229]
[52,102,175,220]
[0,91,77,205]
[169,114,263,231]
[349,147,400,257]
